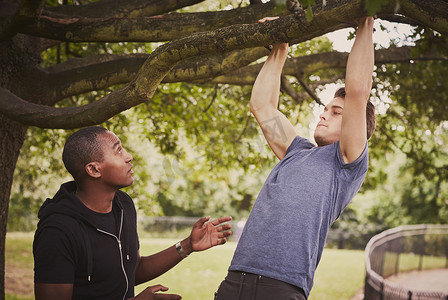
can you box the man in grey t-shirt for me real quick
[215,16,376,300]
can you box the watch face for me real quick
[176,241,188,258]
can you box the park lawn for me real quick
[5,233,365,300]
[311,249,365,299]
[136,239,366,300]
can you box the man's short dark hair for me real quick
[334,87,376,139]
[62,126,109,181]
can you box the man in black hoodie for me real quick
[33,126,232,300]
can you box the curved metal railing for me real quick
[364,224,448,300]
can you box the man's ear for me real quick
[85,162,101,179]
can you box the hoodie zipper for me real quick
[96,209,129,300]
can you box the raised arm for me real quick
[340,17,375,163]
[250,18,297,160]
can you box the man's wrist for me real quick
[176,239,193,258]
[175,241,188,259]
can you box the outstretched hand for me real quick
[132,284,181,300]
[189,216,232,252]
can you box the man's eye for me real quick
[117,148,122,153]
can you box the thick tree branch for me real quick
[32,44,446,105]
[43,54,148,105]
[37,48,268,104]
[378,14,423,27]
[22,2,277,43]
[194,45,448,85]
[45,0,205,18]
[6,0,448,43]
[396,0,448,35]
[0,85,132,129]
[163,48,269,83]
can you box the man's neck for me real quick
[76,183,115,213]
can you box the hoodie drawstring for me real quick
[121,209,130,261]
[78,221,93,282]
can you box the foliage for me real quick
[364,0,392,16]
[365,29,448,225]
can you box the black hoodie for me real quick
[33,181,139,300]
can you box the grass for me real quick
[399,252,447,272]
[5,232,366,300]
[381,251,447,276]
[5,232,35,300]
[312,249,365,299]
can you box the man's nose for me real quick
[125,150,133,162]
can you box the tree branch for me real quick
[280,76,309,105]
[22,2,277,42]
[203,84,219,113]
[0,85,133,129]
[44,0,205,18]
[35,45,446,105]
[396,0,448,35]
[43,54,148,105]
[163,47,269,83]
[38,47,268,104]
[293,76,324,105]
[194,45,447,85]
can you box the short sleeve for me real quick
[335,141,369,180]
[285,136,315,156]
[34,227,76,284]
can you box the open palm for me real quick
[190,216,232,252]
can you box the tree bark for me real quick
[0,118,27,300]
[45,0,206,18]
[0,33,40,299]
[23,2,277,42]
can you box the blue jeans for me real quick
[215,271,307,300]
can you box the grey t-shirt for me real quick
[229,136,369,298]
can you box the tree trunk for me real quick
[0,117,27,300]
[0,34,40,300]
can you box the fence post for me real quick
[395,235,403,276]
[418,227,427,271]
[380,281,384,300]
[364,273,368,300]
